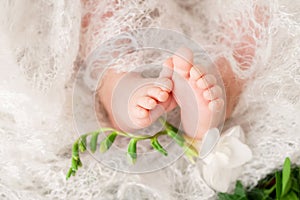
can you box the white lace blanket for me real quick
[0,0,299,199]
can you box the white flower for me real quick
[201,126,253,192]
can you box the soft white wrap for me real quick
[0,0,300,199]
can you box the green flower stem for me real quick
[83,127,167,141]
[73,118,175,144]
[66,118,199,180]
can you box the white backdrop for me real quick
[0,0,299,199]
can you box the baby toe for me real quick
[160,58,174,78]
[154,77,173,92]
[131,106,149,119]
[147,87,170,102]
[173,47,193,78]
[136,96,157,110]
[134,117,152,128]
[208,99,224,112]
[189,66,205,80]
[203,85,222,100]
[196,74,217,89]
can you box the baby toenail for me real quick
[209,102,216,111]
[148,99,156,105]
[154,79,170,90]
[197,78,210,89]
[162,79,172,89]
[204,90,212,98]
[192,66,204,77]
[159,91,168,99]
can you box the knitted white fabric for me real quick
[0,0,299,199]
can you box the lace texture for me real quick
[0,0,299,199]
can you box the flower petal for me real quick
[201,126,253,192]
[225,137,253,168]
[199,128,220,159]
[203,156,239,192]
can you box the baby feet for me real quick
[107,47,224,140]
[168,48,224,139]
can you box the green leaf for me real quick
[298,167,300,194]
[151,137,168,156]
[100,132,118,153]
[218,193,235,200]
[127,138,137,164]
[78,135,87,152]
[281,157,292,197]
[218,158,300,200]
[282,191,298,200]
[291,168,300,194]
[276,171,282,199]
[282,181,292,199]
[246,188,267,200]
[234,181,247,197]
[292,177,300,192]
[218,181,248,200]
[90,132,99,153]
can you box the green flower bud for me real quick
[127,138,138,164]
[100,132,118,153]
[72,142,79,160]
[66,168,73,180]
[90,132,99,153]
[78,135,87,152]
[151,137,168,156]
[71,157,78,171]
